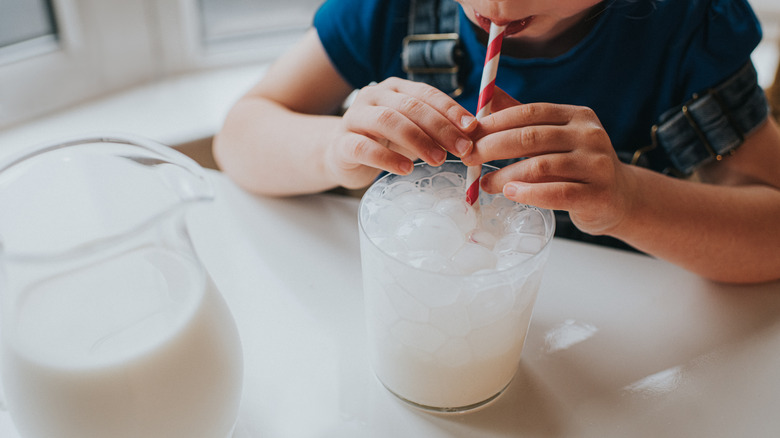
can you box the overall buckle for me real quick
[401,33,460,74]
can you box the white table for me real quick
[3,170,780,437]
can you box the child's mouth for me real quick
[474,12,535,37]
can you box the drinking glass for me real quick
[358,161,554,412]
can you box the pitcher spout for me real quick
[106,134,215,204]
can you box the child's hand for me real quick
[464,88,636,236]
[325,78,477,189]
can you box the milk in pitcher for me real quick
[1,247,243,438]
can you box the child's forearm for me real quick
[214,97,348,196]
[611,165,780,284]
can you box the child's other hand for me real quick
[465,88,635,236]
[325,78,477,189]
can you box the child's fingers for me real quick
[464,103,603,165]
[356,79,476,159]
[479,155,585,194]
[385,78,477,133]
[500,181,583,212]
[481,102,575,133]
[337,132,415,176]
[345,104,448,165]
[464,124,576,166]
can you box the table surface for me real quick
[3,170,780,438]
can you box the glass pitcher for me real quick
[0,134,243,438]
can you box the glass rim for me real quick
[358,161,556,278]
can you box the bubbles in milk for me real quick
[395,211,464,256]
[434,198,477,233]
[366,171,549,275]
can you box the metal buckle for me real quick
[631,125,658,166]
[680,90,741,162]
[708,87,744,158]
[681,104,721,160]
[448,85,464,98]
[401,33,460,74]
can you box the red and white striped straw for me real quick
[465,23,507,206]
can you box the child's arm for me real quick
[470,89,780,284]
[616,119,780,284]
[214,29,476,196]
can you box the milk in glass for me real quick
[359,162,554,412]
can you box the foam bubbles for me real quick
[364,173,549,274]
[434,197,477,234]
[395,211,464,257]
[450,243,497,274]
[395,191,437,212]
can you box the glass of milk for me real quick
[358,161,554,412]
[0,135,243,438]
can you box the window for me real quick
[0,0,323,131]
[3,0,773,133]
[0,0,58,65]
[198,0,322,48]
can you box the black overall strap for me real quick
[402,0,463,96]
[637,62,770,176]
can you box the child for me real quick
[214,0,780,284]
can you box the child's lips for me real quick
[475,12,535,37]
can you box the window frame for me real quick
[0,0,314,131]
[152,0,310,74]
[0,0,93,129]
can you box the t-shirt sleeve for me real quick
[645,0,766,175]
[313,0,407,89]
[673,0,762,98]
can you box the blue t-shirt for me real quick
[313,0,763,172]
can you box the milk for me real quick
[366,289,539,409]
[1,247,243,438]
[359,162,553,411]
